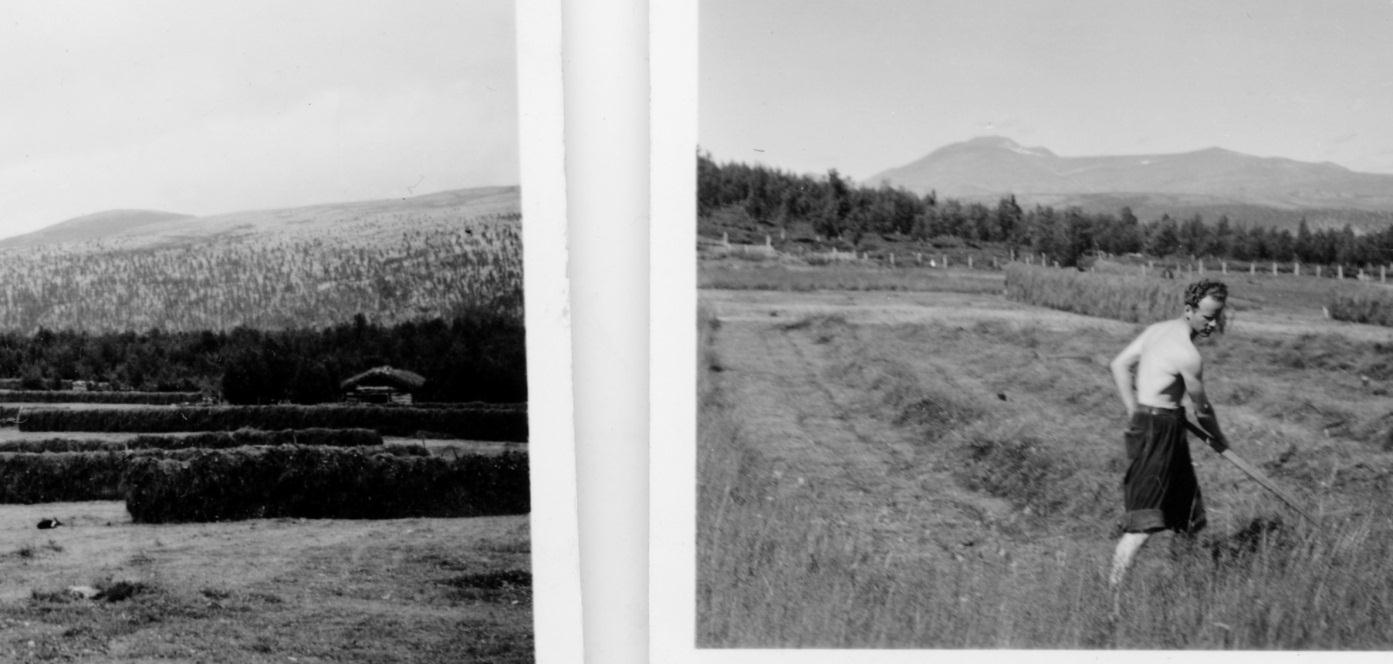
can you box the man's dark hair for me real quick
[1184,279,1228,309]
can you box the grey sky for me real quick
[0,0,516,239]
[701,0,1393,182]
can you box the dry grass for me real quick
[1328,287,1393,327]
[700,261,1005,294]
[1004,263,1176,325]
[0,502,531,662]
[697,291,1393,648]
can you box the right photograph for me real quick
[694,0,1393,649]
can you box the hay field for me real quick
[0,502,530,662]
[698,268,1393,648]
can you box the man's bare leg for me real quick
[1110,532,1150,588]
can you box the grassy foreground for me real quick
[0,502,532,662]
[697,297,1393,648]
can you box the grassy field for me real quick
[0,401,532,660]
[697,262,1393,648]
[0,502,530,662]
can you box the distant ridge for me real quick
[869,137,1393,229]
[0,185,520,250]
[1,210,195,248]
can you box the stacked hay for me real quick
[0,444,431,504]
[0,390,201,405]
[0,452,128,502]
[0,428,382,453]
[0,438,129,453]
[122,446,528,522]
[18,405,527,441]
[1328,288,1393,327]
[127,428,383,450]
[1005,263,1175,324]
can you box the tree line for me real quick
[0,310,525,405]
[698,151,1393,268]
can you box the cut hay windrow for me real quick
[0,444,432,504]
[0,390,202,405]
[0,428,383,453]
[1327,288,1393,327]
[1004,263,1177,324]
[122,446,529,522]
[16,404,527,441]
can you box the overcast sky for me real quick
[701,0,1393,182]
[0,0,516,239]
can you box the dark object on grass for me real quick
[95,580,149,602]
[36,517,62,529]
[997,393,1007,401]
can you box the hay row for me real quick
[16,404,527,441]
[123,446,529,522]
[1004,263,1177,324]
[0,428,383,453]
[0,444,431,504]
[0,390,202,405]
[1328,290,1393,327]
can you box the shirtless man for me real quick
[1107,279,1229,588]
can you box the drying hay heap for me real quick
[122,446,529,522]
[1004,263,1175,324]
[0,443,430,504]
[0,452,128,503]
[0,428,383,453]
[1327,288,1393,327]
[17,404,527,441]
[0,390,202,405]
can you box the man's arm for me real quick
[1179,352,1228,452]
[1110,333,1145,417]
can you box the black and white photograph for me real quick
[0,1,576,662]
[654,0,1393,657]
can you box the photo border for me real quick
[519,0,583,660]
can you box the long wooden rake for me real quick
[1184,419,1320,527]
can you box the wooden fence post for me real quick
[1338,265,1344,280]
[1272,262,1277,276]
[1294,261,1300,277]
[1316,265,1322,278]
[1222,261,1228,274]
[890,253,895,267]
[968,256,974,269]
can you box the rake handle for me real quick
[1183,420,1320,527]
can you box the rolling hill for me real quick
[870,137,1393,231]
[0,186,522,333]
[0,186,519,249]
[0,210,196,248]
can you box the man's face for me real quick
[1186,295,1225,337]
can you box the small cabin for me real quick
[340,366,426,405]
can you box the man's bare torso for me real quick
[1132,319,1200,409]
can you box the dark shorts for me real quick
[1120,409,1206,534]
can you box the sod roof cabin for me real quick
[340,366,426,405]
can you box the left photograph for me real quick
[0,1,572,662]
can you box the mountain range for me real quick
[869,137,1393,232]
